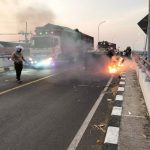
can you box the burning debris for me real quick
[108,55,125,75]
[111,85,118,96]
[107,99,113,102]
[92,124,107,133]
[96,139,102,145]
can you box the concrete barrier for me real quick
[0,57,14,72]
[136,66,150,116]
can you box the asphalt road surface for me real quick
[0,56,116,150]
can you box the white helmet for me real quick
[16,45,24,51]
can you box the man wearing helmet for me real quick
[11,45,26,83]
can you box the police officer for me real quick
[12,45,26,83]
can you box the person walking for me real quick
[11,45,26,83]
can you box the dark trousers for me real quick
[14,62,23,81]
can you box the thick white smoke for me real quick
[15,6,55,32]
[0,0,55,32]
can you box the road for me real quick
[0,57,117,150]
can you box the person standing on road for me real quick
[11,45,26,83]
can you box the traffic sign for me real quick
[138,14,148,34]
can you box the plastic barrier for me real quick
[0,47,14,72]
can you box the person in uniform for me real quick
[11,45,26,83]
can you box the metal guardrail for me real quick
[134,53,150,79]
[0,55,11,58]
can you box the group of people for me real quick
[121,46,132,57]
[10,45,132,83]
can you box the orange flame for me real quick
[118,57,124,67]
[108,65,118,74]
[108,57,124,74]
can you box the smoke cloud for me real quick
[16,6,55,32]
[0,0,55,33]
[0,0,19,4]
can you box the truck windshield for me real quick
[31,36,58,48]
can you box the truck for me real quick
[98,41,116,57]
[28,23,94,68]
[29,34,60,68]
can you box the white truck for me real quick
[28,34,61,68]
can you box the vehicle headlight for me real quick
[42,59,51,65]
[48,57,53,62]
[29,57,33,61]
[40,58,54,66]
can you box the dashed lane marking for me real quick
[104,126,119,144]
[111,106,122,116]
[103,74,126,149]
[118,87,124,92]
[121,77,126,80]
[119,81,125,85]
[115,95,123,101]
[121,74,126,77]
[67,77,113,150]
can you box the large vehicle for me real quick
[98,41,116,57]
[28,23,94,68]
[29,34,60,68]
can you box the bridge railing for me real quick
[133,52,150,116]
[134,53,150,80]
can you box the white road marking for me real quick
[0,73,59,96]
[115,95,123,101]
[119,81,125,85]
[118,87,124,92]
[121,77,126,80]
[111,106,122,116]
[122,114,145,119]
[104,126,119,144]
[67,77,113,150]
[121,74,126,77]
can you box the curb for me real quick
[103,74,126,150]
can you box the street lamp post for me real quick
[97,21,106,49]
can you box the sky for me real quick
[0,0,148,50]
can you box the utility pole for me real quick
[25,21,28,44]
[97,21,106,49]
[148,0,150,61]
[144,35,148,56]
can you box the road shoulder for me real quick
[118,70,150,150]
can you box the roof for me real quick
[35,23,74,33]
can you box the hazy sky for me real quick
[0,0,148,50]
